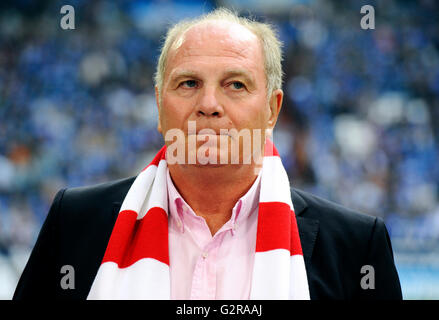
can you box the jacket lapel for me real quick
[291,189,319,268]
[112,202,122,220]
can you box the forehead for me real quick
[165,20,264,76]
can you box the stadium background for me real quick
[1,0,438,299]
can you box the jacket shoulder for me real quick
[291,187,382,254]
[13,176,137,300]
[61,176,136,212]
[292,187,378,229]
[53,175,136,232]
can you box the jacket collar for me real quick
[291,187,308,216]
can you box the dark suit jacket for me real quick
[13,176,402,300]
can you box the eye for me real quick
[180,80,198,88]
[230,81,245,90]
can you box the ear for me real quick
[155,86,162,134]
[267,89,283,130]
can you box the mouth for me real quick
[188,129,231,136]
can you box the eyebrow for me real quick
[167,70,197,85]
[168,68,256,87]
[222,68,255,85]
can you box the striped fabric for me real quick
[87,140,310,300]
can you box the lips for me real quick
[189,128,231,136]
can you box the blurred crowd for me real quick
[0,0,438,298]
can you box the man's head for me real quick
[155,8,283,102]
[154,8,284,166]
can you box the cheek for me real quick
[231,99,270,130]
[160,96,188,127]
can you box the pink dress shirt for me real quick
[167,168,261,300]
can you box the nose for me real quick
[196,86,224,117]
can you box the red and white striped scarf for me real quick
[87,140,310,299]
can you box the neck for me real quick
[168,164,260,235]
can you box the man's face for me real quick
[156,20,282,166]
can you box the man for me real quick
[13,8,402,300]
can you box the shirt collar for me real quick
[166,168,261,236]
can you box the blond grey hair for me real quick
[154,8,283,101]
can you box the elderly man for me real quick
[14,8,402,300]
